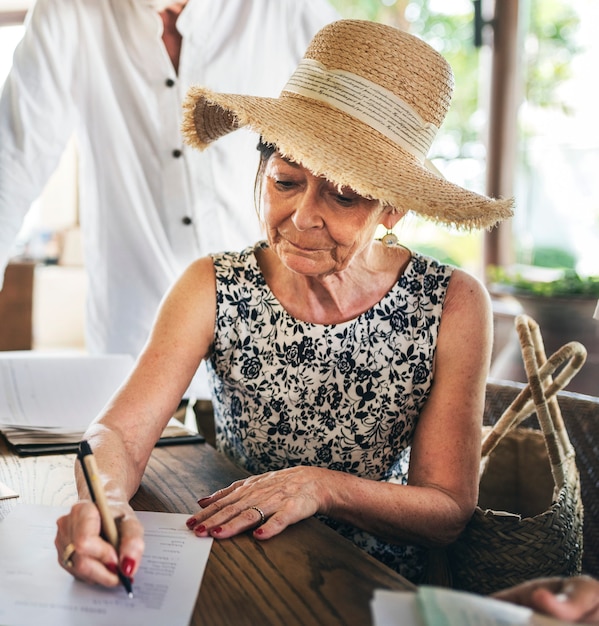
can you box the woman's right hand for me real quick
[55,500,145,588]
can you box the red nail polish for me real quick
[195,524,206,534]
[255,528,264,536]
[211,526,222,535]
[186,518,196,529]
[197,497,210,506]
[106,562,119,574]
[122,557,136,577]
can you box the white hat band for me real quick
[283,59,438,163]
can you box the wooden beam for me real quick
[484,0,520,269]
[0,10,26,25]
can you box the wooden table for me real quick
[0,438,413,625]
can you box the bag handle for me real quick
[485,341,587,437]
[481,315,587,489]
[517,315,579,460]
[519,315,570,489]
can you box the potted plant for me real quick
[487,265,599,396]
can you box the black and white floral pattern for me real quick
[207,241,453,582]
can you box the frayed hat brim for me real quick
[182,86,513,231]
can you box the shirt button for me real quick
[181,216,193,225]
[172,149,182,158]
[165,78,175,87]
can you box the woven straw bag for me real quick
[448,314,586,595]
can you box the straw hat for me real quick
[182,19,514,230]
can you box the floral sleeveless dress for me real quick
[207,241,453,582]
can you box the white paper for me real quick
[0,480,19,500]
[370,589,425,626]
[418,586,533,625]
[0,353,134,429]
[0,504,212,626]
[371,587,576,626]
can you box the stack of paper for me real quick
[0,352,203,455]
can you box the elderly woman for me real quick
[55,19,512,587]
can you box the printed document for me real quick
[0,503,212,626]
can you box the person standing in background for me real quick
[0,0,339,400]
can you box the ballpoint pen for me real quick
[77,439,134,598]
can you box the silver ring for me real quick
[61,542,76,568]
[249,506,266,526]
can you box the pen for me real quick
[77,439,134,598]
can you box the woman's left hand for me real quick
[186,466,330,539]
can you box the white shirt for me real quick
[0,0,339,396]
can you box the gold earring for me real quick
[381,230,399,247]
